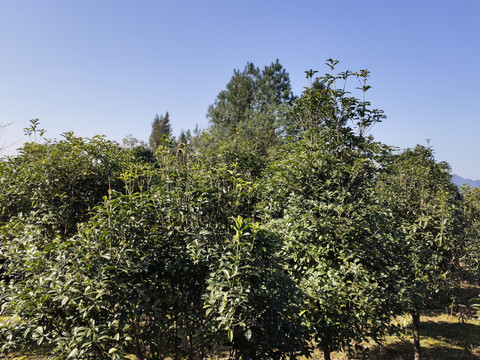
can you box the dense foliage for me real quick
[149,112,173,151]
[0,123,130,238]
[207,60,294,156]
[0,60,478,360]
[376,146,463,360]
[261,127,400,360]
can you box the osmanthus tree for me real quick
[0,142,307,359]
[458,184,480,279]
[291,60,385,137]
[376,145,462,360]
[0,120,131,238]
[204,216,309,359]
[259,61,401,360]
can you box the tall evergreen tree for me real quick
[206,60,294,154]
[149,112,172,150]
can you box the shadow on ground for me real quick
[366,319,480,360]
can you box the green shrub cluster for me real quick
[0,61,478,360]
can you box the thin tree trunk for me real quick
[411,309,422,360]
[322,345,331,360]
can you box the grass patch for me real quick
[367,314,480,360]
[0,350,51,360]
[310,282,480,359]
[364,282,480,360]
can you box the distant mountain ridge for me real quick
[452,174,480,188]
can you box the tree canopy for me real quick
[207,60,294,154]
[149,112,172,150]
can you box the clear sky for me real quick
[1,0,479,179]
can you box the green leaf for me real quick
[36,326,43,335]
[68,348,79,358]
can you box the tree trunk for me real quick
[322,345,331,360]
[411,309,422,360]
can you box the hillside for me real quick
[452,174,480,188]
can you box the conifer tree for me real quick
[149,111,172,150]
[207,60,294,154]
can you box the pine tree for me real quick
[206,60,294,154]
[149,112,172,150]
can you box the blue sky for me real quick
[1,0,479,178]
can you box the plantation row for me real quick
[0,61,479,360]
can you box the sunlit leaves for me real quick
[261,126,399,358]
